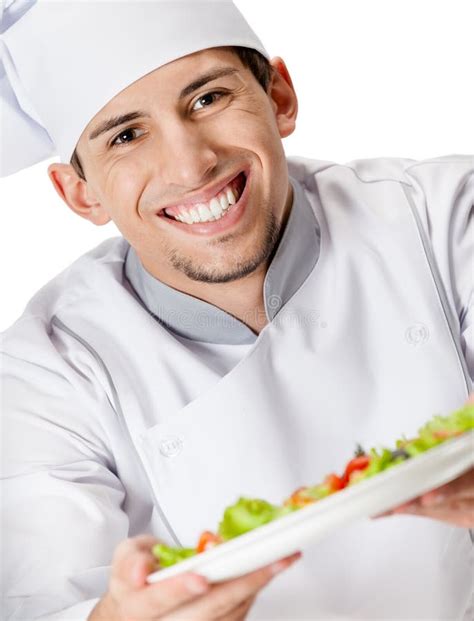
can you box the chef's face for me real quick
[50,48,298,285]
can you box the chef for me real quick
[1,1,473,620]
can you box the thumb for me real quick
[112,536,159,591]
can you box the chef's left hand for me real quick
[380,394,474,528]
[381,467,474,528]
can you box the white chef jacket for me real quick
[1,154,473,620]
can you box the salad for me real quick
[152,402,474,568]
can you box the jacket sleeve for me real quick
[403,155,474,389]
[1,348,129,621]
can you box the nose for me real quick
[158,120,218,189]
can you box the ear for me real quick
[47,163,111,226]
[268,57,298,138]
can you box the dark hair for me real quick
[70,46,273,181]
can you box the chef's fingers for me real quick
[121,571,211,618]
[390,468,474,514]
[419,468,474,506]
[108,536,211,618]
[98,570,210,620]
[391,498,474,528]
[162,552,301,621]
[215,594,256,621]
[374,466,474,520]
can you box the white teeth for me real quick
[197,203,212,222]
[180,211,193,224]
[189,207,200,223]
[209,197,223,218]
[226,187,236,205]
[165,175,244,223]
[219,193,229,211]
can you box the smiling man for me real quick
[1,1,473,620]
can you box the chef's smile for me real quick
[157,169,249,235]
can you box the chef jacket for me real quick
[1,154,473,620]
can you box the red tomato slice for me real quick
[341,456,370,486]
[324,473,344,492]
[196,531,222,553]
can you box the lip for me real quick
[157,170,251,237]
[156,169,248,215]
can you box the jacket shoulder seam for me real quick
[334,164,413,187]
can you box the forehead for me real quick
[79,47,243,143]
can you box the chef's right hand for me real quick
[88,535,301,621]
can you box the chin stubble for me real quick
[168,210,280,284]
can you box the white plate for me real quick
[147,431,474,584]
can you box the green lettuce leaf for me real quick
[152,543,197,568]
[397,403,474,456]
[218,497,292,540]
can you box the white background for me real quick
[1,0,473,331]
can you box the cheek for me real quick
[213,100,282,153]
[103,161,147,223]
[226,115,286,183]
[214,109,287,192]
[216,115,286,203]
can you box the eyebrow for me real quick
[88,66,239,142]
[88,111,150,141]
[178,66,239,99]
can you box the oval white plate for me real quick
[147,431,474,584]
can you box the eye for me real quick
[192,91,226,112]
[110,127,145,148]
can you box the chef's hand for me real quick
[88,535,301,621]
[380,467,474,528]
[379,394,474,528]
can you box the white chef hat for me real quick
[0,0,269,177]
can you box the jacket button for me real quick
[159,436,183,458]
[405,323,430,345]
